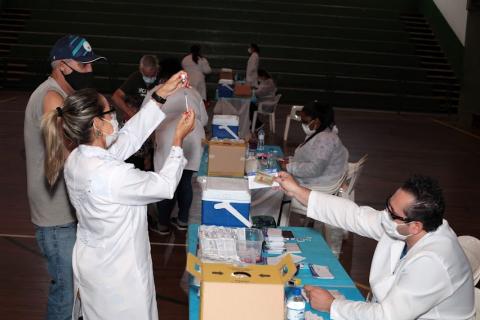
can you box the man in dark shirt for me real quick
[112,54,160,121]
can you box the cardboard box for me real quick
[201,177,251,227]
[234,83,252,97]
[187,253,296,320]
[212,115,240,139]
[219,69,234,81]
[208,139,246,177]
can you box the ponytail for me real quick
[41,88,104,186]
[42,108,66,186]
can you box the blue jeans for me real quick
[35,222,77,320]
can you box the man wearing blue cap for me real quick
[24,34,105,320]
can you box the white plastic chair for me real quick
[458,235,480,286]
[475,288,480,320]
[251,94,282,133]
[338,154,368,201]
[458,235,480,320]
[283,105,304,141]
[279,155,368,257]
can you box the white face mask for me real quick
[302,121,316,136]
[381,211,412,241]
[142,75,156,85]
[101,114,119,148]
[248,48,252,54]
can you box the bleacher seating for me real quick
[0,0,460,113]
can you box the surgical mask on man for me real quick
[302,121,316,136]
[62,62,94,90]
[381,211,412,241]
[142,75,156,85]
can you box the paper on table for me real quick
[267,253,305,265]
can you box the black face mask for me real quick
[62,62,94,90]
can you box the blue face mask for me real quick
[142,76,156,85]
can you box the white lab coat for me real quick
[181,54,212,100]
[246,52,259,88]
[64,99,187,320]
[306,191,475,320]
[145,87,208,172]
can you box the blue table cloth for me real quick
[187,224,364,320]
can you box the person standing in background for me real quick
[112,54,160,121]
[24,34,105,320]
[146,58,208,234]
[246,43,260,88]
[182,44,212,103]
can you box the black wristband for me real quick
[152,91,167,104]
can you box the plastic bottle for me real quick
[286,287,306,320]
[257,128,265,152]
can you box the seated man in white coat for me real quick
[275,172,475,320]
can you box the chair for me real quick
[458,236,480,286]
[278,155,368,257]
[251,94,282,133]
[458,235,480,320]
[281,154,368,226]
[283,105,304,141]
[338,154,368,201]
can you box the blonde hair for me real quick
[42,88,103,186]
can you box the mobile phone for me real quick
[282,230,295,239]
[308,263,334,279]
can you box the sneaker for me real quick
[170,218,188,231]
[149,223,170,235]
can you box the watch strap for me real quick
[152,91,167,104]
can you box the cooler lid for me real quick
[212,115,239,126]
[203,177,251,202]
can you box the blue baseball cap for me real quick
[49,34,106,63]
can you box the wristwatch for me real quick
[152,91,167,104]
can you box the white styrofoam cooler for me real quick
[212,115,240,139]
[201,177,251,227]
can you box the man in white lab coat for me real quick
[276,172,475,320]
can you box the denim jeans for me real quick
[35,221,77,320]
[157,169,194,225]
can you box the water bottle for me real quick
[257,128,265,152]
[286,288,305,320]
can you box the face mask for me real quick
[62,62,94,90]
[248,48,252,54]
[381,211,412,241]
[302,121,316,136]
[104,116,119,148]
[142,76,156,85]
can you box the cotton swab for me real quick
[184,91,189,112]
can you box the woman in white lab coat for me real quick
[246,43,260,88]
[181,44,212,101]
[276,173,475,320]
[41,71,195,320]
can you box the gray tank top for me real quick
[24,77,76,227]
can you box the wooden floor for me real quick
[1,90,479,319]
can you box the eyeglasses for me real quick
[98,105,115,117]
[385,197,411,222]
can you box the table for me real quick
[188,224,364,319]
[197,144,284,178]
[213,97,251,139]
